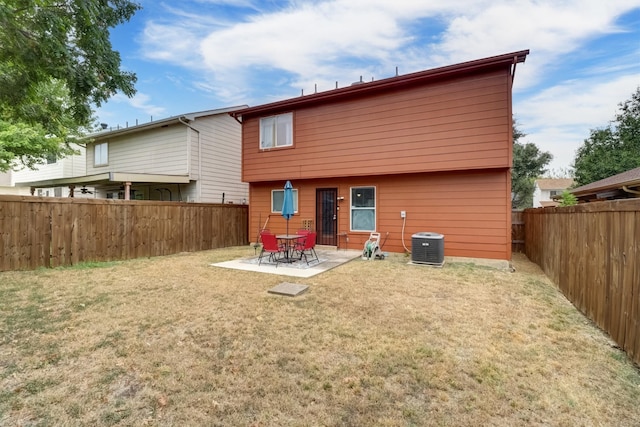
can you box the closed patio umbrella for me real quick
[282,180,294,235]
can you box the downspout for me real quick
[511,55,519,84]
[178,117,201,202]
[230,112,242,125]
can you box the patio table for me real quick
[276,234,303,262]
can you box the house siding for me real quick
[9,145,88,196]
[193,114,248,204]
[250,170,510,260]
[63,147,88,177]
[242,70,511,183]
[87,124,189,175]
[13,160,66,182]
[0,172,12,186]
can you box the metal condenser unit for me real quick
[411,232,444,267]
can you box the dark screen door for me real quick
[316,188,337,246]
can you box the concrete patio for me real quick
[210,246,363,277]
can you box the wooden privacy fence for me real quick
[524,199,639,365]
[0,195,248,271]
[512,210,525,253]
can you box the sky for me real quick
[96,0,640,174]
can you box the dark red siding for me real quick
[250,170,511,260]
[242,70,511,183]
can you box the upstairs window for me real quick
[94,142,108,166]
[260,113,293,149]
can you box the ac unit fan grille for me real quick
[411,232,444,266]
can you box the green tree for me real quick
[573,87,640,185]
[511,122,553,209]
[558,190,577,206]
[0,0,140,172]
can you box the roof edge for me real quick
[88,105,248,140]
[572,178,640,196]
[230,50,529,118]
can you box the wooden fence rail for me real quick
[0,195,248,271]
[524,199,639,365]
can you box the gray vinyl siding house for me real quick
[22,106,249,204]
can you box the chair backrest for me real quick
[261,232,279,251]
[297,229,311,236]
[259,229,271,242]
[303,232,316,250]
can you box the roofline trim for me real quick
[572,179,640,196]
[230,50,529,118]
[15,173,191,188]
[88,105,248,140]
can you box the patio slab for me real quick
[211,248,362,278]
[268,282,309,296]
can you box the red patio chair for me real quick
[258,232,285,267]
[294,229,311,249]
[294,231,319,265]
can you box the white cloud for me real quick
[141,21,202,66]
[138,0,639,101]
[109,93,167,119]
[516,73,640,170]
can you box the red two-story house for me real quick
[231,50,529,261]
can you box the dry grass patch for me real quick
[1,248,639,426]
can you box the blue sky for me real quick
[96,0,640,174]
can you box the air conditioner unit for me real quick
[411,232,444,267]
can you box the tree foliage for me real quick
[511,122,553,209]
[573,87,640,186]
[0,0,140,171]
[558,190,577,207]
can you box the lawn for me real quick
[1,247,639,426]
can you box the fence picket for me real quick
[524,199,640,366]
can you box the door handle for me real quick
[333,214,337,220]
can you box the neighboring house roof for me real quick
[535,178,574,191]
[90,105,247,139]
[571,166,640,200]
[230,50,529,119]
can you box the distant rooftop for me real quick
[571,167,640,195]
[535,178,574,190]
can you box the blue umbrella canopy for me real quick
[282,180,294,234]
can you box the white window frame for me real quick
[94,142,108,166]
[271,189,299,213]
[350,186,376,232]
[260,112,293,149]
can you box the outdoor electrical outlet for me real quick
[400,211,406,218]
